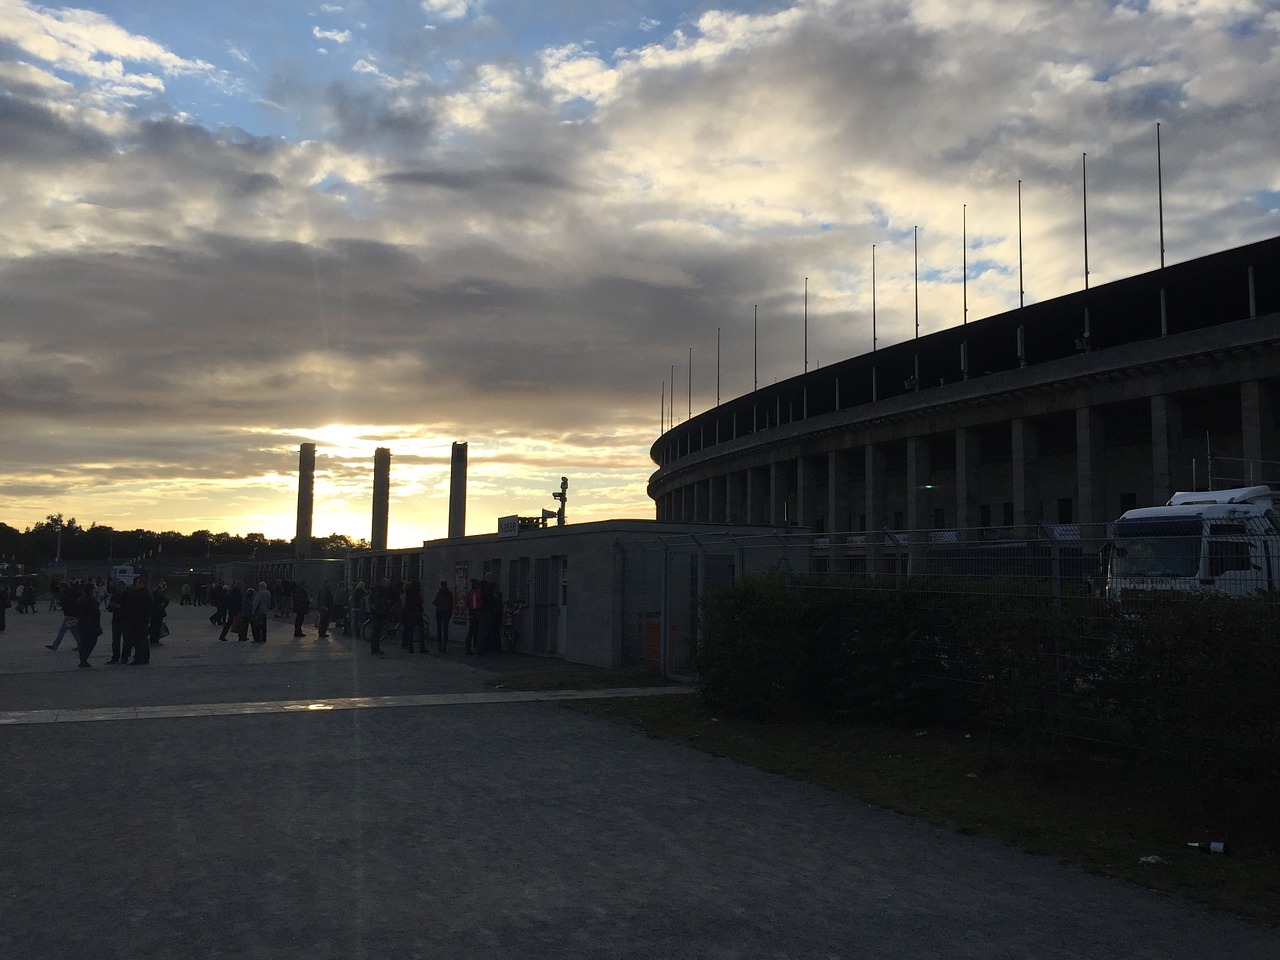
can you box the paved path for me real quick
[1,601,1277,958]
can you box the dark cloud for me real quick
[0,94,110,162]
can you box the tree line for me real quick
[0,514,369,568]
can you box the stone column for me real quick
[1241,380,1276,480]
[1075,406,1106,527]
[371,447,391,552]
[1012,419,1039,529]
[955,427,981,536]
[1151,394,1181,504]
[295,442,316,560]
[864,444,887,576]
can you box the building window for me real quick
[1001,502,1014,526]
[892,510,904,530]
[1057,498,1073,523]
[979,504,991,527]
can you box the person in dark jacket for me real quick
[401,579,425,653]
[149,581,169,647]
[219,581,243,642]
[292,581,310,638]
[105,580,128,663]
[432,581,454,653]
[75,582,103,668]
[122,579,152,665]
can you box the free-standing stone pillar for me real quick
[295,442,316,560]
[955,427,981,535]
[371,447,391,552]
[448,442,467,539]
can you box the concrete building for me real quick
[647,236,1280,562]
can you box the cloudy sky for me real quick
[1,0,1277,547]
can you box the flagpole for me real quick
[1157,122,1165,269]
[1018,179,1025,308]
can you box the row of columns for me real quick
[656,381,1276,532]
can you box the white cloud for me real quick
[313,26,352,44]
[420,0,474,21]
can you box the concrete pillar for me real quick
[1075,406,1107,527]
[955,428,980,534]
[371,447,391,552]
[295,442,316,560]
[1012,419,1039,529]
[827,451,843,535]
[1151,394,1181,504]
[906,437,929,573]
[1241,380,1276,480]
[448,442,467,539]
[797,456,822,529]
[865,444,887,575]
[769,461,782,526]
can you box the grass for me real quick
[559,690,1280,926]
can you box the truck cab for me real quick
[1105,486,1280,600]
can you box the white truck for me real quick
[1105,486,1280,600]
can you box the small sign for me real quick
[497,515,520,539]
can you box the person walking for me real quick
[75,582,102,668]
[219,581,243,642]
[46,581,81,652]
[432,580,453,653]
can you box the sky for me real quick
[1,0,1277,547]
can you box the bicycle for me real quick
[360,617,400,647]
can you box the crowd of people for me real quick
[29,570,517,668]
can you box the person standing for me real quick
[149,581,169,647]
[348,581,367,640]
[251,581,271,642]
[75,582,102,668]
[122,578,152,665]
[432,580,453,653]
[105,580,128,663]
[237,585,253,641]
[0,582,9,632]
[292,580,310,638]
[465,579,482,655]
[368,577,390,658]
[401,579,425,653]
[315,580,334,639]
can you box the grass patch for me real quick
[565,692,1280,926]
[486,666,676,692]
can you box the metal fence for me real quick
[614,524,1280,756]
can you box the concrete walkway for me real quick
[1,601,1276,959]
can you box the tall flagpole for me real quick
[803,277,808,373]
[871,244,877,352]
[753,305,758,392]
[962,204,968,325]
[1018,179,1025,308]
[1082,152,1090,290]
[1157,121,1166,269]
[687,346,692,420]
[716,327,720,406]
[913,225,919,339]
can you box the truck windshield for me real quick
[1111,518,1202,578]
